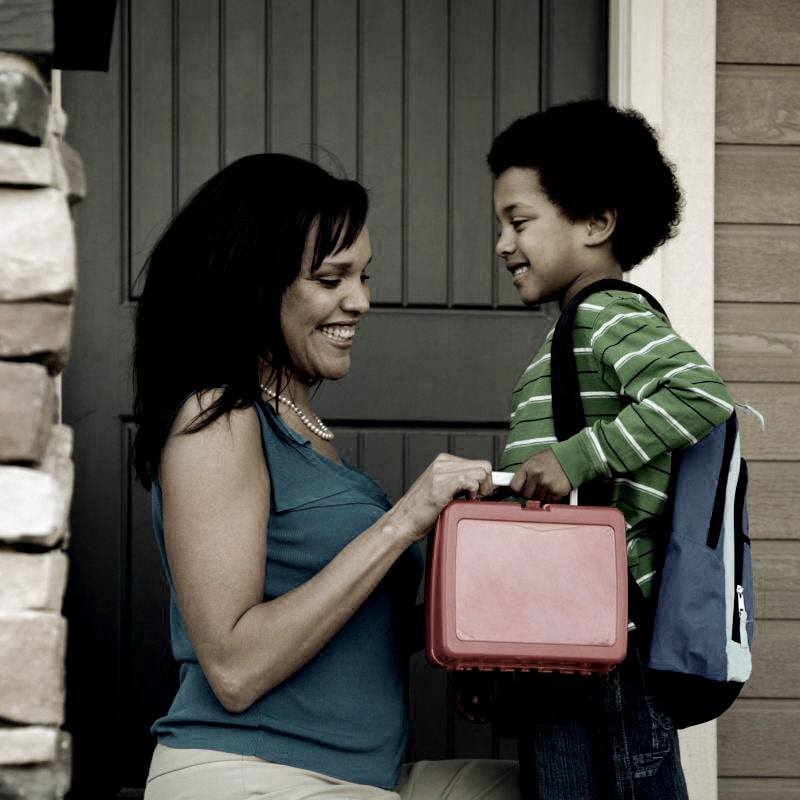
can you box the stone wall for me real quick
[0,53,82,800]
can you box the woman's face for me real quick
[280,225,372,383]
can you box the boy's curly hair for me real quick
[487,99,683,270]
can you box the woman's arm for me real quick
[160,395,492,714]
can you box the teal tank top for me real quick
[150,399,424,788]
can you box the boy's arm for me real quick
[508,448,572,503]
[550,296,734,489]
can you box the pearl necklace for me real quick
[260,385,334,441]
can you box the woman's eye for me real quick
[317,277,341,288]
[360,274,371,284]
[511,218,527,231]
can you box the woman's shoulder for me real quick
[170,388,220,424]
[166,390,263,458]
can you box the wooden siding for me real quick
[717,65,800,146]
[0,0,53,53]
[716,146,800,224]
[717,782,800,800]
[715,304,800,382]
[744,462,800,541]
[715,1,800,797]
[717,0,800,65]
[715,224,800,303]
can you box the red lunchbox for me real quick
[425,497,628,675]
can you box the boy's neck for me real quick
[560,265,624,309]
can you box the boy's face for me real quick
[493,167,590,307]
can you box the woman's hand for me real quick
[510,448,572,504]
[385,453,494,544]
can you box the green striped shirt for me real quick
[499,289,734,600]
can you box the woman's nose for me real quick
[343,280,370,314]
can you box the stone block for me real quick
[0,611,66,725]
[0,463,71,549]
[0,727,69,767]
[0,362,54,463]
[0,188,75,302]
[37,424,73,549]
[0,8,55,58]
[0,142,59,188]
[56,140,85,202]
[40,424,72,471]
[0,67,50,145]
[0,301,72,374]
[0,551,68,612]
[0,731,70,799]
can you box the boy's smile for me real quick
[494,167,611,308]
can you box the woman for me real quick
[133,153,520,799]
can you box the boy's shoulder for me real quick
[571,286,670,334]
[576,285,663,312]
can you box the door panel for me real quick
[62,1,607,795]
[314,308,559,423]
[451,1,496,307]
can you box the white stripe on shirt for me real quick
[640,397,697,444]
[615,477,669,500]
[636,362,715,400]
[590,311,654,345]
[511,394,551,418]
[613,333,678,372]
[504,436,558,452]
[586,429,612,476]
[614,418,650,462]
[689,387,735,413]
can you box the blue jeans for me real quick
[513,635,688,800]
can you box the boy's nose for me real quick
[496,231,515,258]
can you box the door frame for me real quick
[610,2,719,797]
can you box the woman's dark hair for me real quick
[131,153,368,488]
[487,99,682,269]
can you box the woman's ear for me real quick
[585,209,617,245]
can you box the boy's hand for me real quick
[510,449,572,503]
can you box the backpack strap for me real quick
[551,279,665,441]
[550,278,667,633]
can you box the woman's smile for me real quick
[319,324,357,344]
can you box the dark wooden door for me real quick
[61,1,607,796]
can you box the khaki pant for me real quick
[144,744,522,800]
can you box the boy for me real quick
[488,100,734,799]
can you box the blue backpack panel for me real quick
[642,412,754,726]
[551,278,755,728]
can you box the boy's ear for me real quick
[584,209,617,246]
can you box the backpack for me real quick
[550,278,755,728]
